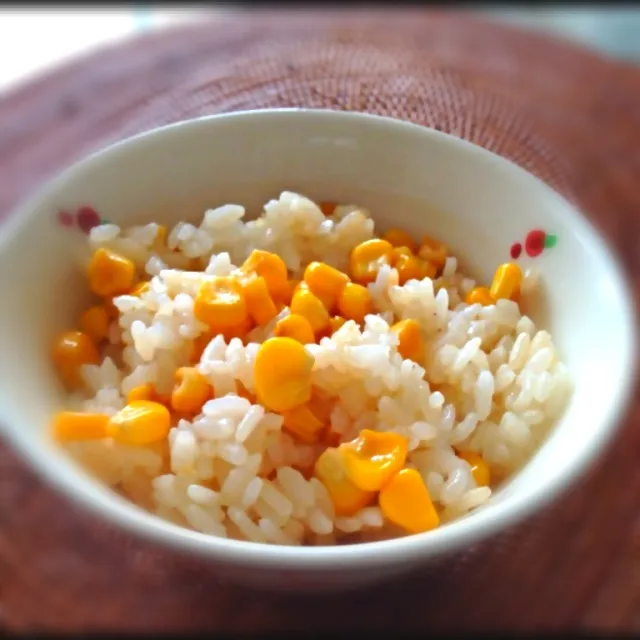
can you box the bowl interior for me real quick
[0,110,635,565]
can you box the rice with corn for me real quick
[52,192,572,545]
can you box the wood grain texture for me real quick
[0,10,639,632]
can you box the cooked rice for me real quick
[63,191,572,545]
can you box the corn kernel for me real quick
[458,451,491,486]
[383,228,417,253]
[126,383,156,404]
[282,402,326,444]
[391,246,414,263]
[194,276,248,332]
[490,263,523,301]
[154,225,168,248]
[303,261,350,311]
[391,319,424,362]
[324,431,343,448]
[254,337,314,412]
[242,275,278,326]
[329,316,347,334]
[417,235,448,271]
[241,250,290,302]
[308,390,334,424]
[340,429,408,491]
[290,287,331,335]
[106,401,171,446]
[52,330,100,389]
[349,239,394,285]
[130,281,150,297]
[379,468,439,533]
[171,367,214,415]
[281,278,300,306]
[293,280,332,311]
[465,286,495,306]
[274,313,315,344]
[190,330,215,364]
[53,411,109,441]
[221,316,255,343]
[418,258,437,280]
[395,254,427,285]
[87,248,136,297]
[103,297,119,319]
[314,447,375,516]
[79,305,110,343]
[337,282,373,325]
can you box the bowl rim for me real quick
[1,107,637,571]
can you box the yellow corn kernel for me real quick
[171,367,214,415]
[79,305,110,343]
[126,383,156,404]
[417,235,448,271]
[314,447,376,516]
[87,248,136,297]
[222,316,254,343]
[303,261,350,312]
[241,250,290,302]
[294,280,333,311]
[324,430,343,448]
[391,246,414,264]
[242,275,278,326]
[340,429,408,491]
[418,258,437,280]
[290,287,331,335]
[319,201,337,216]
[189,330,215,364]
[53,411,109,441]
[106,400,171,446]
[308,390,334,424]
[391,319,424,362]
[379,468,440,534]
[282,401,326,444]
[280,278,299,307]
[52,330,100,388]
[329,316,347,334]
[154,225,168,248]
[274,313,315,344]
[458,451,491,486]
[194,276,248,332]
[337,282,373,325]
[103,297,119,319]
[254,337,314,412]
[395,254,427,285]
[130,281,150,297]
[349,239,394,285]
[383,228,417,253]
[465,286,495,306]
[490,263,523,301]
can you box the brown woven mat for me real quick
[1,10,639,632]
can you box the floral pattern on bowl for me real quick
[510,229,557,260]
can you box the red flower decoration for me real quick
[76,206,101,234]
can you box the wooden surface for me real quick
[0,10,639,632]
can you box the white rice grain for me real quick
[235,405,265,443]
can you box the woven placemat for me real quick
[1,10,639,632]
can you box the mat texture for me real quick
[1,10,639,633]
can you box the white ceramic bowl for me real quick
[0,109,636,592]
